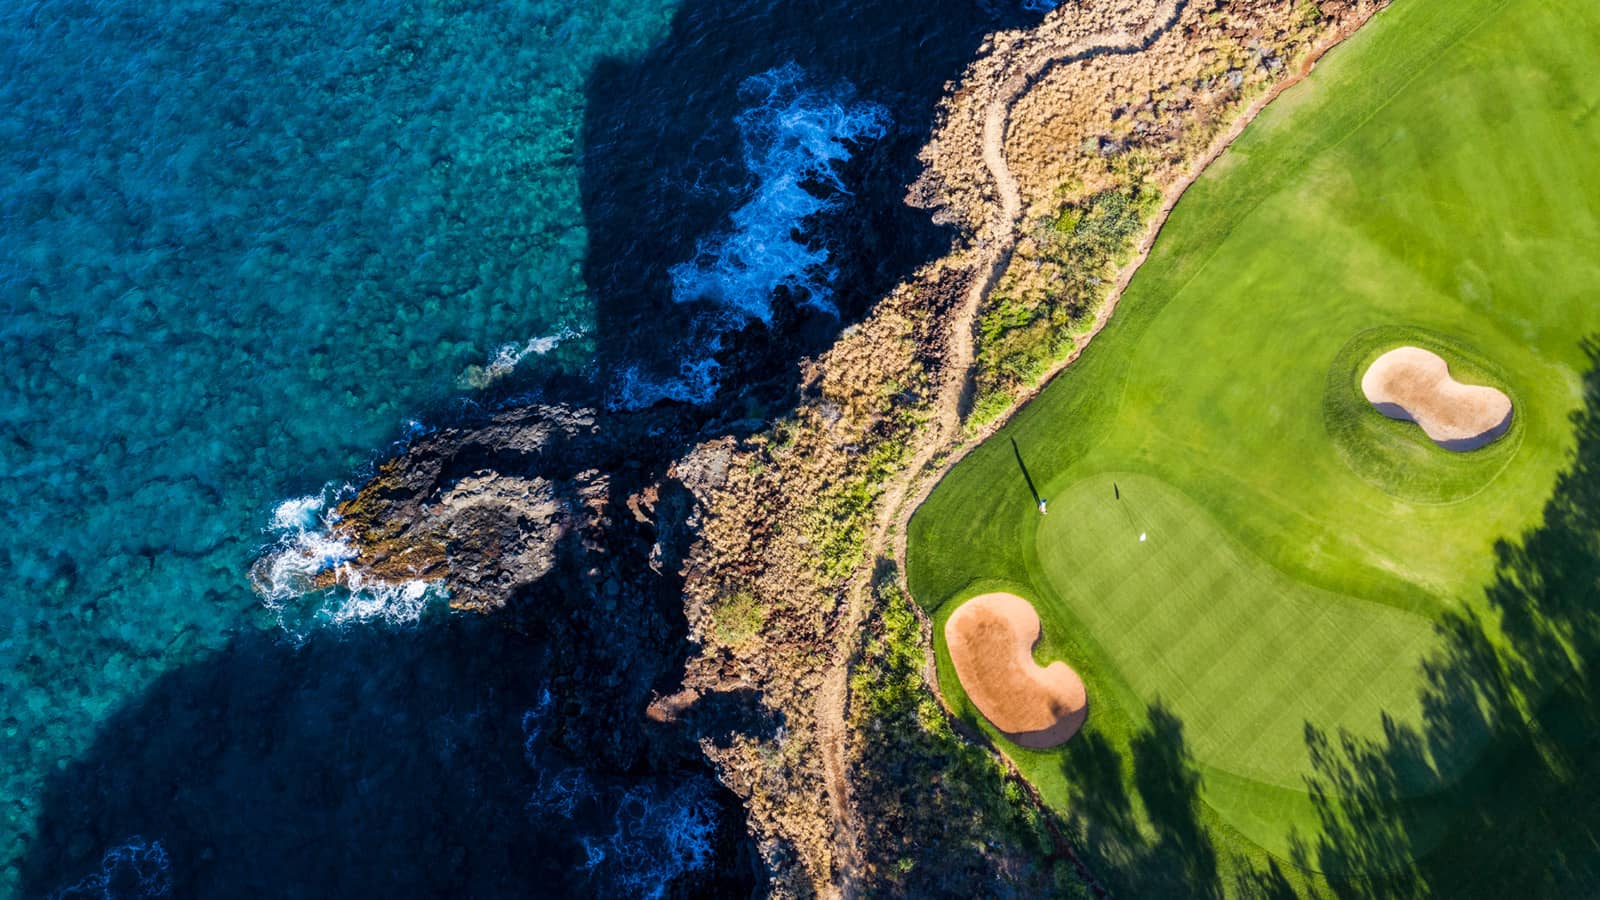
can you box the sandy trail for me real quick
[1363,346,1512,450]
[814,4,1381,897]
[815,5,1187,897]
[945,593,1088,748]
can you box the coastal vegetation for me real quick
[709,589,767,648]
[292,0,1422,893]
[972,183,1158,425]
[909,0,1600,894]
[664,0,1393,892]
[847,582,1092,896]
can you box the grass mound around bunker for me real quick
[1324,326,1524,504]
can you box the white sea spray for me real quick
[670,62,889,323]
[268,494,326,533]
[321,573,436,628]
[610,351,725,409]
[255,490,441,638]
[615,63,888,409]
[459,325,587,390]
[591,780,719,899]
[50,836,171,899]
[255,493,359,605]
[520,703,719,895]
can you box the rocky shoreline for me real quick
[291,0,1388,895]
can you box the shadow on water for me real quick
[19,403,788,895]
[580,0,1036,409]
[18,613,768,898]
[1045,338,1600,898]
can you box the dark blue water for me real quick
[0,0,1042,894]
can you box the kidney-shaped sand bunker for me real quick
[1361,346,1512,451]
[944,593,1087,748]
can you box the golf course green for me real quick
[907,0,1600,893]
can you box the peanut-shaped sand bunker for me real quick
[944,593,1088,748]
[1361,346,1512,451]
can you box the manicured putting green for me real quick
[908,0,1600,892]
[1035,473,1448,791]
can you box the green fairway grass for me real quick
[908,0,1600,893]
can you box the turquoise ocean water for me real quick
[1,2,677,892]
[0,0,1038,894]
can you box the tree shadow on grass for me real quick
[1057,704,1223,898]
[1042,342,1600,898]
[1288,337,1600,897]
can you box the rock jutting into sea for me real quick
[280,0,1388,895]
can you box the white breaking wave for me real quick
[321,572,436,627]
[586,780,719,899]
[615,63,887,410]
[610,352,725,409]
[459,325,585,390]
[51,836,171,899]
[671,62,888,323]
[519,702,719,896]
[256,494,359,600]
[255,491,442,638]
[269,494,326,532]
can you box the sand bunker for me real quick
[1361,346,1512,451]
[944,593,1087,748]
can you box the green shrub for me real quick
[976,182,1159,404]
[710,589,767,647]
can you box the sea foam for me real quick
[269,495,327,533]
[611,351,726,409]
[520,701,719,896]
[588,780,719,899]
[670,62,889,323]
[615,63,887,409]
[255,491,440,638]
[255,494,357,600]
[50,836,171,899]
[459,326,586,390]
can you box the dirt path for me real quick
[813,4,1194,897]
[812,6,1378,896]
[813,3,1383,895]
